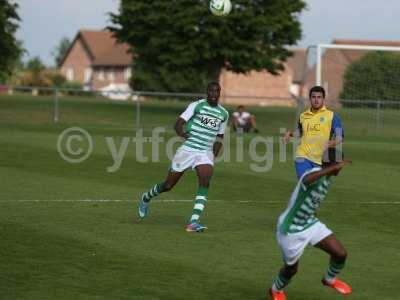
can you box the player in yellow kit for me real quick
[283,86,344,178]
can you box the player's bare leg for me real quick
[315,234,352,295]
[195,164,213,187]
[270,262,299,300]
[163,170,185,191]
[138,170,184,218]
[186,164,213,232]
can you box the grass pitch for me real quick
[1,94,399,300]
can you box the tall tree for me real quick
[109,0,305,92]
[52,37,71,66]
[0,0,22,82]
[341,52,400,103]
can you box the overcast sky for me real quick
[16,0,399,65]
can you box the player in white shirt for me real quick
[269,150,352,300]
[232,105,259,133]
[137,82,229,232]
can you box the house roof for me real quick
[60,29,132,67]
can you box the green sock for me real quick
[272,273,291,292]
[324,260,345,283]
[189,186,208,224]
[141,183,164,203]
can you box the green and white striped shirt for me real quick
[278,167,331,234]
[180,99,229,152]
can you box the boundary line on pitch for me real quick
[0,199,400,205]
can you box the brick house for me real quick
[59,30,132,91]
[220,49,306,106]
[302,39,400,107]
[60,29,306,106]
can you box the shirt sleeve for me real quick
[218,115,229,135]
[331,113,344,138]
[180,101,198,121]
[297,118,303,136]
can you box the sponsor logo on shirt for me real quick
[199,115,221,129]
[306,123,321,132]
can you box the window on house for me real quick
[98,70,105,81]
[108,69,115,81]
[66,68,74,81]
[124,67,132,81]
[84,68,92,83]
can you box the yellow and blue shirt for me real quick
[296,106,343,165]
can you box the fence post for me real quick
[376,100,381,132]
[135,92,140,129]
[54,88,59,123]
[294,96,305,126]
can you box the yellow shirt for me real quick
[296,106,334,164]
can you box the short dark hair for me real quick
[309,86,325,98]
[207,81,221,90]
[237,105,244,109]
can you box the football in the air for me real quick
[209,0,232,16]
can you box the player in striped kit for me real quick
[269,149,352,300]
[138,82,229,232]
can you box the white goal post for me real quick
[307,42,400,133]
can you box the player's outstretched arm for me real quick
[327,136,343,148]
[283,131,293,144]
[283,120,302,144]
[303,161,351,185]
[174,117,189,140]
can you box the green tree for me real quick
[6,40,27,84]
[51,37,71,66]
[0,0,22,82]
[341,52,400,102]
[109,0,305,92]
[26,56,45,73]
[21,56,48,87]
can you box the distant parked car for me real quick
[99,83,132,101]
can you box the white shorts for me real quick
[276,221,332,266]
[171,148,214,172]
